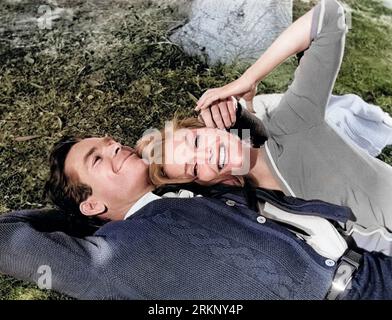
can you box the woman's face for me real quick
[163,127,249,185]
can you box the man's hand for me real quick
[198,96,237,129]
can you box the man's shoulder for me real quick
[131,196,215,218]
[94,193,249,238]
[95,197,211,232]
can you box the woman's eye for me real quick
[194,135,199,148]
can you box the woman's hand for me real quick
[196,75,257,113]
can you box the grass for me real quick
[0,0,391,299]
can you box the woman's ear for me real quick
[80,197,107,217]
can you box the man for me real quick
[0,0,391,300]
[1,128,392,300]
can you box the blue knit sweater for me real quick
[0,191,343,299]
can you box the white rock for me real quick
[383,0,392,9]
[169,0,292,65]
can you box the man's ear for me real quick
[80,197,107,217]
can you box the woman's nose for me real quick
[195,146,212,164]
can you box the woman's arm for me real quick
[198,0,348,136]
[196,7,315,111]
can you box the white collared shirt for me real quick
[258,202,347,261]
[123,192,161,220]
[123,189,198,220]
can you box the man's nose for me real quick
[106,141,122,158]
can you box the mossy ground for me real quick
[0,0,391,299]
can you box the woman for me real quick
[139,0,392,256]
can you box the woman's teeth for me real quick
[218,144,225,170]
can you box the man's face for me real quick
[65,137,151,218]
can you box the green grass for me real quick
[0,0,391,299]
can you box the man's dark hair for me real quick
[44,135,93,216]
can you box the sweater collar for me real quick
[124,192,161,220]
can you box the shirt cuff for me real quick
[310,1,323,41]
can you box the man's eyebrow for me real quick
[103,136,113,144]
[83,146,97,167]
